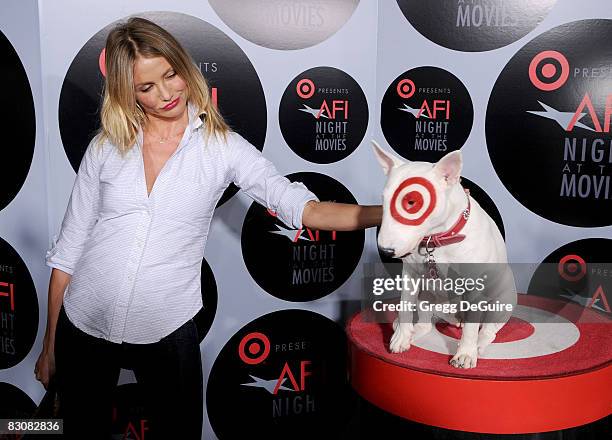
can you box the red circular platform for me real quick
[347,294,611,434]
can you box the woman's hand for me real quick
[34,347,56,390]
[302,201,382,231]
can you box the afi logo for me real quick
[0,281,15,312]
[316,100,348,120]
[122,420,149,440]
[273,361,312,394]
[567,93,612,133]
[417,100,450,120]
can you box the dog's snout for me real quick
[379,247,395,258]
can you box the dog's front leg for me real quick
[390,286,416,353]
[450,322,479,368]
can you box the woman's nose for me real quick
[158,84,172,101]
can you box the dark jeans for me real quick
[54,305,203,440]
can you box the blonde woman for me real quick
[34,17,380,440]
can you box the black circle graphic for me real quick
[377,176,505,273]
[207,310,354,439]
[0,382,36,419]
[486,20,612,227]
[193,259,217,342]
[0,236,38,370]
[241,172,365,301]
[396,0,557,52]
[209,0,360,50]
[528,238,612,316]
[381,67,473,162]
[58,11,266,206]
[0,31,35,212]
[279,67,368,164]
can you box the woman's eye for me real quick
[167,72,176,78]
[140,86,152,93]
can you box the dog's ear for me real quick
[372,140,404,176]
[433,150,462,186]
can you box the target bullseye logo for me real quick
[238,332,271,365]
[558,254,587,282]
[296,79,315,99]
[381,66,473,162]
[396,79,415,99]
[390,177,437,225]
[486,20,612,227]
[528,50,569,91]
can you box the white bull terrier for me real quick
[373,141,516,369]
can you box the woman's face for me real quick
[133,55,187,119]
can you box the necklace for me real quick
[146,128,185,144]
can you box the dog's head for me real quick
[373,140,463,259]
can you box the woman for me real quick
[34,17,381,439]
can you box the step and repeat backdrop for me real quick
[0,0,610,438]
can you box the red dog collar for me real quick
[421,189,471,249]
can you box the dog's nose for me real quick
[379,247,395,258]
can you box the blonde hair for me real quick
[97,16,229,154]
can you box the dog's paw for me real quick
[449,347,478,369]
[477,331,496,355]
[412,322,432,341]
[389,323,413,353]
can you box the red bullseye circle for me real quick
[401,191,424,214]
[528,50,569,91]
[558,254,587,282]
[397,79,415,99]
[541,63,556,78]
[390,177,436,225]
[296,78,315,99]
[238,332,270,365]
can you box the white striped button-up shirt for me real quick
[46,103,318,343]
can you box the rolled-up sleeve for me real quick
[46,139,102,275]
[225,133,318,229]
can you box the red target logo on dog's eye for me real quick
[390,177,436,225]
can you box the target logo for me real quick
[390,177,437,226]
[528,50,570,91]
[381,66,473,162]
[59,12,266,207]
[486,19,612,227]
[279,67,368,164]
[396,79,415,99]
[296,78,315,99]
[558,254,587,282]
[528,238,611,315]
[207,310,353,438]
[238,332,271,365]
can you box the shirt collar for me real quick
[187,101,205,132]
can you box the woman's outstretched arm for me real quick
[302,201,382,231]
